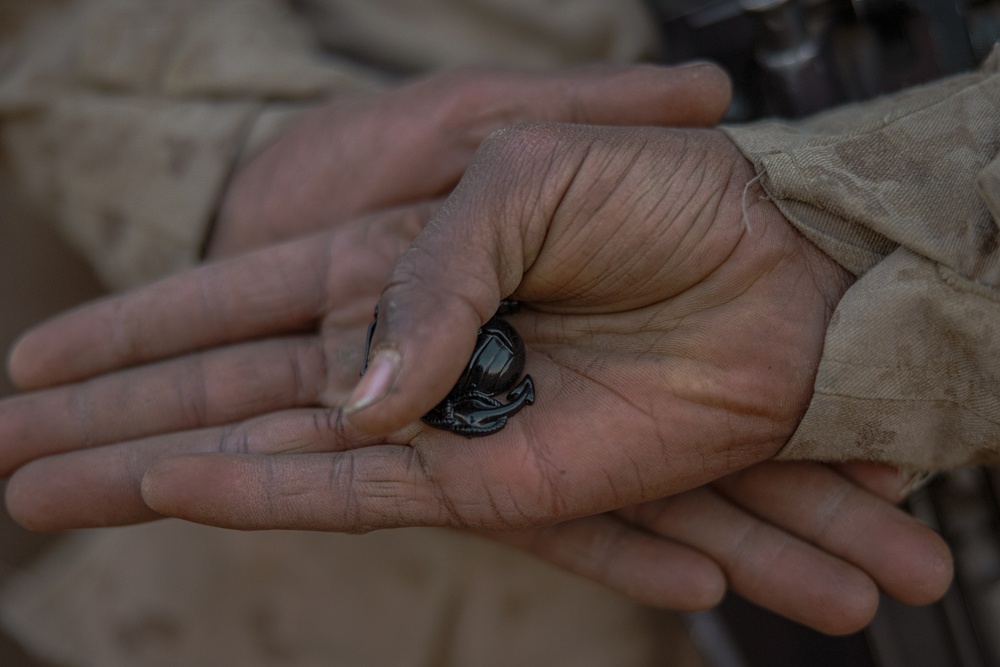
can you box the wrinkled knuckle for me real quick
[383,249,495,332]
[67,385,101,450]
[479,121,564,164]
[177,359,210,427]
[408,443,516,529]
[291,338,326,405]
[407,445,462,525]
[385,244,440,293]
[809,484,852,544]
[312,408,347,447]
[325,456,370,534]
[216,424,250,454]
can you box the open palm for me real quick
[1,128,946,633]
[337,126,854,527]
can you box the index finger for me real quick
[7,205,430,390]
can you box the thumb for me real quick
[344,123,588,434]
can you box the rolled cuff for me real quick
[722,49,1000,469]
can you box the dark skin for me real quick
[2,65,951,633]
[208,63,733,257]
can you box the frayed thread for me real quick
[740,172,764,234]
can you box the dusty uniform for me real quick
[725,56,1000,471]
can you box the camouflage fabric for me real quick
[724,48,1000,470]
[0,0,658,289]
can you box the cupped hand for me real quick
[65,127,852,534]
[2,335,953,632]
[209,63,732,257]
[324,125,857,524]
[0,125,951,632]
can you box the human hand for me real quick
[1,315,951,633]
[303,126,854,522]
[209,63,732,257]
[497,460,951,634]
[1,125,950,631]
[6,126,842,531]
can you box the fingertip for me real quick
[745,552,880,635]
[4,468,44,532]
[344,350,401,416]
[5,313,97,391]
[5,461,77,532]
[683,62,733,124]
[684,564,728,611]
[624,546,727,612]
[889,526,954,606]
[139,456,189,514]
[833,465,954,606]
[342,348,421,436]
[6,329,39,391]
[345,286,487,436]
[814,574,881,636]
[6,452,161,531]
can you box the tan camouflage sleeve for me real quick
[0,0,373,290]
[723,48,1000,471]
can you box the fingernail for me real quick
[345,350,400,414]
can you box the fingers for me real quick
[138,414,592,532]
[343,121,589,433]
[343,123,749,435]
[5,407,389,531]
[8,204,428,390]
[621,489,880,635]
[140,448,443,532]
[9,241,322,390]
[713,462,953,607]
[7,342,764,532]
[393,63,732,169]
[0,333,364,474]
[214,63,731,254]
[535,62,732,126]
[488,514,726,611]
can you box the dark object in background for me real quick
[647,0,996,119]
[645,0,1000,663]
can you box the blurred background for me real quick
[2,0,1000,665]
[0,138,104,667]
[0,11,104,667]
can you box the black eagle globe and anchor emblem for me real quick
[361,301,535,437]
